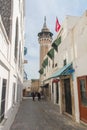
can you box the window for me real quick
[18,42,21,68]
[14,18,19,59]
[16,85,21,102]
[52,57,54,68]
[0,79,7,123]
[63,59,67,66]
[12,83,16,105]
[55,63,57,67]
[80,79,87,106]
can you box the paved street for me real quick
[10,99,87,130]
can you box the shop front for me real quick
[50,63,75,118]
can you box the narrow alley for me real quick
[10,99,87,130]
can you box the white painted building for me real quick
[40,10,87,124]
[0,0,25,130]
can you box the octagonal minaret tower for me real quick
[38,17,53,68]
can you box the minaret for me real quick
[38,16,53,68]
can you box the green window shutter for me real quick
[52,42,58,51]
[47,48,54,59]
[52,36,61,51]
[24,47,27,55]
[42,62,45,68]
[55,36,61,46]
[44,57,48,66]
[39,68,44,74]
[42,58,48,68]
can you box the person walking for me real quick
[32,92,35,101]
[37,92,41,101]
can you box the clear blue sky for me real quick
[24,0,87,80]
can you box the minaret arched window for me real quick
[14,18,19,59]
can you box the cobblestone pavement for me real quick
[10,99,87,130]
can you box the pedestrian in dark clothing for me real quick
[37,92,41,101]
[32,92,35,101]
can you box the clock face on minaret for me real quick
[38,16,53,68]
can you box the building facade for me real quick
[39,10,87,124]
[23,80,31,97]
[0,0,25,130]
[31,79,40,93]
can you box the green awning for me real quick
[39,68,44,74]
[52,36,61,51]
[47,48,54,59]
[47,63,74,80]
[42,58,48,68]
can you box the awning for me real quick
[42,57,48,68]
[47,48,54,59]
[39,68,44,74]
[50,63,74,78]
[52,36,61,51]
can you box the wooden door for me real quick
[64,78,72,115]
[77,76,87,123]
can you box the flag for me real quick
[55,17,61,32]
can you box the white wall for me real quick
[0,0,25,129]
[72,12,87,122]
